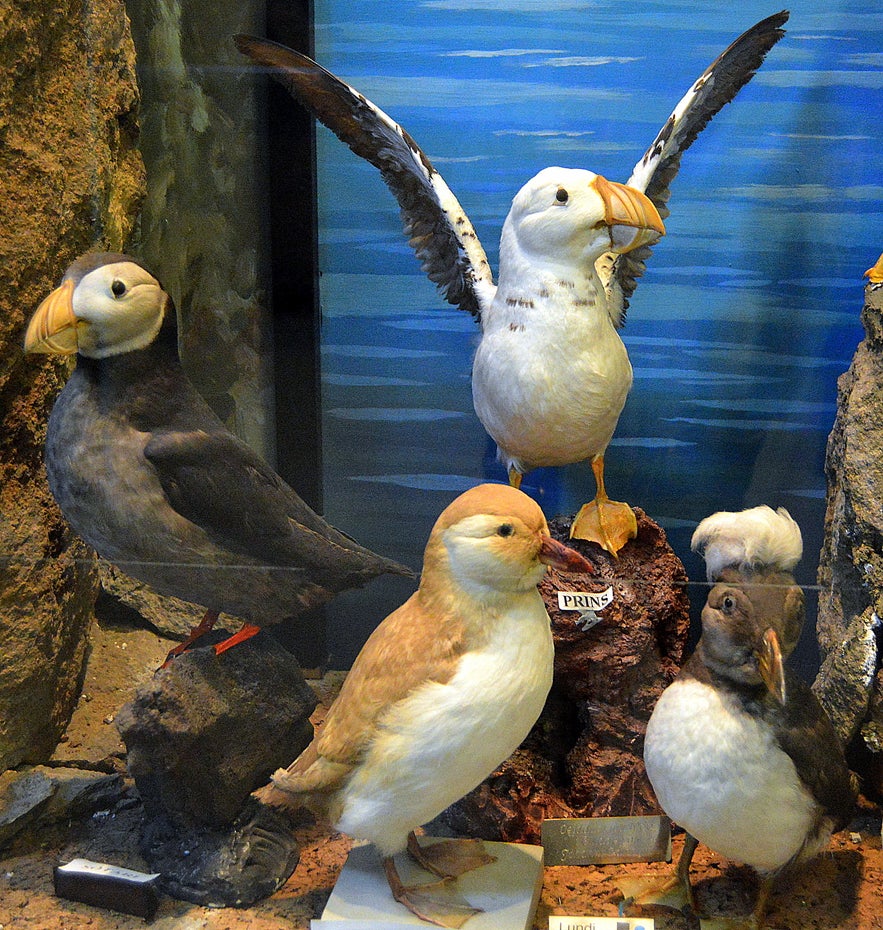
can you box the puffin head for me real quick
[423,483,592,599]
[24,253,173,359]
[502,167,665,266]
[699,584,787,703]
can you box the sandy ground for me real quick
[0,617,880,930]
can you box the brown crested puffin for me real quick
[235,11,788,556]
[627,505,856,927]
[254,483,593,928]
[24,252,410,660]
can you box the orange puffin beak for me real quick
[758,628,786,705]
[591,175,666,254]
[24,278,79,355]
[538,536,594,574]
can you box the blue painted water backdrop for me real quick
[310,0,883,670]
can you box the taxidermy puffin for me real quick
[236,11,788,556]
[627,505,856,927]
[255,483,593,928]
[24,252,410,660]
[691,504,805,659]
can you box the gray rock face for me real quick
[116,634,316,905]
[126,0,275,458]
[0,0,145,773]
[117,636,316,826]
[0,766,123,851]
[816,279,883,793]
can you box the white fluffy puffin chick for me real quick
[691,504,805,659]
[255,483,593,928]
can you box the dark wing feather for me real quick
[771,671,857,832]
[235,35,495,321]
[600,11,789,326]
[144,429,408,581]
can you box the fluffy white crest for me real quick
[691,505,803,582]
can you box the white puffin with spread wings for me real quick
[237,11,788,555]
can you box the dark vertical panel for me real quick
[266,0,321,513]
[264,0,327,669]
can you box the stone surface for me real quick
[0,0,145,773]
[0,765,123,851]
[0,768,54,849]
[116,634,316,827]
[816,280,883,793]
[442,508,690,843]
[116,634,316,904]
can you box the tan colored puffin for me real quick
[236,11,788,555]
[255,483,593,928]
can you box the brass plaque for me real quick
[541,815,671,866]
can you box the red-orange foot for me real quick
[213,622,262,656]
[160,609,220,669]
[383,855,481,928]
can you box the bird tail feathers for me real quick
[691,505,802,582]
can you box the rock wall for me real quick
[816,276,883,796]
[0,0,145,771]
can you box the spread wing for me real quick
[599,10,789,326]
[235,35,496,322]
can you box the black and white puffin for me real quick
[25,252,410,660]
[628,505,856,927]
[235,11,788,556]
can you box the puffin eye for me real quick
[111,279,127,298]
[496,523,515,537]
[555,188,569,204]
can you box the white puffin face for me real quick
[71,262,169,359]
[503,166,664,264]
[442,512,548,595]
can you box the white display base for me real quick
[311,837,544,929]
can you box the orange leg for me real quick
[213,622,262,656]
[570,453,637,555]
[382,854,479,929]
[161,609,220,668]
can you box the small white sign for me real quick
[549,918,654,930]
[56,859,160,884]
[556,587,614,631]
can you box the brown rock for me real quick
[442,508,690,842]
[816,279,883,794]
[116,635,316,828]
[0,0,145,772]
[116,635,316,906]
